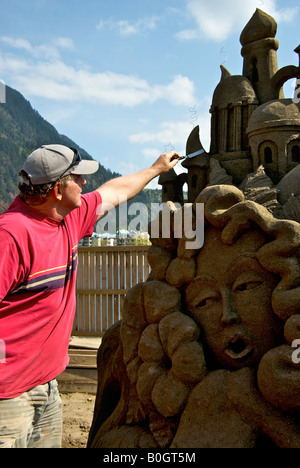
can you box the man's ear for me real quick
[53,182,63,200]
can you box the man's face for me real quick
[185,225,283,370]
[59,175,86,211]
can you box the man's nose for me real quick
[79,176,87,186]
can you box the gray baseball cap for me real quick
[22,144,99,185]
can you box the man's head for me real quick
[21,144,99,185]
[19,144,99,206]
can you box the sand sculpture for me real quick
[88,9,300,448]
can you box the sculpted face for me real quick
[185,225,283,370]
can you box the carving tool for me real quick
[172,149,205,161]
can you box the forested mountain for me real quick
[0,85,162,217]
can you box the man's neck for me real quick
[23,199,68,221]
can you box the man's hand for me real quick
[151,151,180,175]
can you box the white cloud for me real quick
[96,16,159,36]
[176,29,199,41]
[142,148,162,161]
[0,38,196,107]
[52,37,74,50]
[129,120,191,146]
[129,116,211,153]
[1,36,32,51]
[178,0,298,41]
[163,75,196,106]
[1,35,74,60]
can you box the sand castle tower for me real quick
[160,9,300,200]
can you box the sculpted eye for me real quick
[195,299,208,308]
[233,270,265,293]
[234,280,263,292]
[194,295,219,309]
[186,281,220,311]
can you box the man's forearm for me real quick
[96,151,179,216]
[97,166,157,205]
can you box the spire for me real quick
[220,65,232,81]
[182,125,210,169]
[240,8,277,47]
[240,9,279,103]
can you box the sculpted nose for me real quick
[221,289,240,326]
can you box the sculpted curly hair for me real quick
[148,184,300,412]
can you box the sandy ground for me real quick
[61,392,96,449]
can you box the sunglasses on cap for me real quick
[51,147,82,185]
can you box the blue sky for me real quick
[0,0,299,188]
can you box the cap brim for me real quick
[70,160,99,176]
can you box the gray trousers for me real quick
[0,379,62,448]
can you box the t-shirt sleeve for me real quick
[0,229,24,302]
[67,191,102,242]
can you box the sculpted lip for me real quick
[224,335,254,361]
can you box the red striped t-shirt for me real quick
[0,191,101,398]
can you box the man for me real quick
[0,144,179,448]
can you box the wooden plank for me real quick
[89,251,96,333]
[57,368,97,394]
[76,249,84,333]
[144,252,150,281]
[71,331,105,337]
[138,250,144,283]
[113,251,119,324]
[76,289,128,295]
[119,250,125,290]
[101,251,107,332]
[125,250,131,289]
[77,249,84,288]
[78,245,150,253]
[94,251,101,332]
[84,251,90,332]
[132,250,137,286]
[107,250,113,328]
[78,293,85,333]
[68,354,97,368]
[68,348,98,356]
[95,250,102,332]
[114,250,119,289]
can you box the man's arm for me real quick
[0,230,24,302]
[96,151,179,219]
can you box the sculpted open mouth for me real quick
[224,336,254,361]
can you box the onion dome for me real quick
[240,8,277,46]
[211,74,257,109]
[247,98,300,133]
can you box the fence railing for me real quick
[73,246,151,336]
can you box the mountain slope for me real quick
[0,85,162,215]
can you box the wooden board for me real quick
[56,348,98,394]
